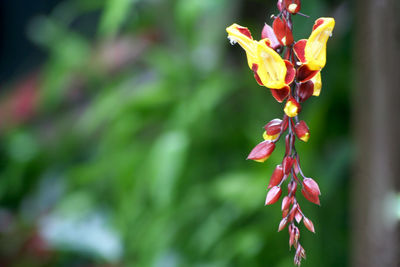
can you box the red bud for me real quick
[247,141,276,162]
[282,208,289,218]
[288,203,297,222]
[294,121,310,142]
[264,119,283,136]
[261,23,281,50]
[303,178,321,195]
[281,196,291,211]
[288,180,297,194]
[278,217,288,231]
[301,187,320,205]
[303,217,315,233]
[297,81,314,102]
[295,209,303,223]
[265,186,282,205]
[268,165,284,188]
[293,157,300,174]
[277,0,284,12]
[283,156,294,174]
[285,0,301,14]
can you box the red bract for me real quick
[261,23,281,50]
[273,17,294,46]
[265,186,282,205]
[247,141,276,162]
[268,165,284,188]
[271,86,290,103]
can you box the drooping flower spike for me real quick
[227,1,334,265]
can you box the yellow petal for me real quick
[305,18,335,71]
[226,24,258,69]
[263,131,279,141]
[311,72,322,96]
[256,39,287,89]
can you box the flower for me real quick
[226,24,294,90]
[294,18,335,80]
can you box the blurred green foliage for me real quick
[0,0,352,266]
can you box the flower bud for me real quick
[303,177,321,196]
[284,98,301,117]
[294,121,310,142]
[288,180,297,194]
[277,0,284,12]
[282,156,294,174]
[297,81,314,102]
[278,217,288,232]
[261,23,281,50]
[247,141,276,162]
[303,217,315,233]
[281,195,291,211]
[295,209,303,223]
[264,119,283,135]
[268,165,284,188]
[288,203,298,222]
[282,208,289,218]
[265,186,282,205]
[301,177,321,206]
[285,0,301,14]
[263,131,279,141]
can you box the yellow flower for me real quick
[304,18,335,71]
[226,24,287,89]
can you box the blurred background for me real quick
[0,0,398,266]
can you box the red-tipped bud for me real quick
[285,134,295,155]
[295,209,303,223]
[278,217,288,232]
[285,0,301,14]
[272,17,294,46]
[284,98,301,117]
[288,203,297,222]
[282,208,289,218]
[265,186,282,205]
[288,180,297,194]
[294,121,310,142]
[293,157,300,174]
[277,0,284,12]
[302,177,321,205]
[282,156,294,175]
[289,226,295,248]
[297,81,314,102]
[303,217,315,233]
[303,177,321,195]
[261,23,281,50]
[282,116,289,132]
[302,187,320,205]
[264,119,283,136]
[247,141,276,162]
[281,196,291,211]
[268,165,284,188]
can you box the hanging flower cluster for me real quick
[226,0,334,265]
